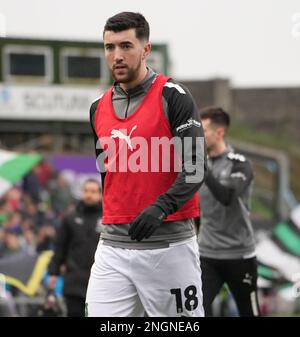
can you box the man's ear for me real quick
[217,127,226,139]
[142,42,151,60]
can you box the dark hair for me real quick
[84,178,101,192]
[200,106,230,128]
[103,12,150,41]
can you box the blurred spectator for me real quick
[5,188,22,211]
[0,189,22,228]
[22,228,36,250]
[36,224,56,252]
[22,167,42,203]
[49,173,73,216]
[0,199,9,227]
[35,159,54,188]
[4,212,23,235]
[0,229,24,258]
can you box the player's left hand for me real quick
[128,205,166,241]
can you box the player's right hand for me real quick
[128,205,166,241]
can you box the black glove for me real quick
[128,205,167,241]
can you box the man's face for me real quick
[4,233,19,250]
[103,28,150,84]
[82,182,102,206]
[201,119,225,152]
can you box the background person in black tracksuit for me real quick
[198,107,260,317]
[48,179,102,317]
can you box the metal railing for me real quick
[229,138,297,224]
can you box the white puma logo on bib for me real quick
[110,125,137,151]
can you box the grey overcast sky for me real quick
[0,0,299,87]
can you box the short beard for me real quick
[111,57,142,84]
[206,144,214,155]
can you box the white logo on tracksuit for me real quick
[110,125,137,151]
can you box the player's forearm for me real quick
[205,170,235,206]
[94,140,106,191]
[90,99,105,185]
[91,115,106,190]
[153,170,202,216]
[153,83,207,215]
[153,138,205,215]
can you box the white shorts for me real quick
[85,236,204,317]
